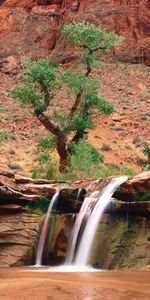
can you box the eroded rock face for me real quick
[115,171,150,200]
[0,213,40,267]
[0,0,149,64]
[91,214,150,270]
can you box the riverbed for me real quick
[0,268,150,299]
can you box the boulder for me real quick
[0,55,20,75]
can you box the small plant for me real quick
[27,196,49,215]
[125,144,132,151]
[69,138,104,179]
[0,52,7,59]
[134,193,150,202]
[0,130,10,146]
[0,105,5,113]
[137,143,150,171]
[107,163,120,170]
[7,162,22,171]
[132,137,141,145]
[13,115,21,123]
[122,166,136,176]
[32,154,58,179]
[101,144,112,151]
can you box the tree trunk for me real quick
[57,134,68,173]
[35,110,68,173]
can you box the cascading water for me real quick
[34,176,128,271]
[35,191,60,266]
[74,176,128,266]
[65,194,94,264]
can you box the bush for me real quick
[101,144,112,151]
[0,130,10,147]
[69,138,104,179]
[27,196,49,215]
[122,166,136,176]
[134,193,150,202]
[31,154,58,179]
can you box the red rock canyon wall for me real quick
[0,0,149,63]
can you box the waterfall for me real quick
[65,191,99,264]
[74,176,128,266]
[35,191,59,266]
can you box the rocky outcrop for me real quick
[0,164,150,213]
[90,214,150,270]
[0,164,87,212]
[115,171,150,201]
[0,164,149,268]
[0,0,149,64]
[106,200,150,217]
[0,213,40,267]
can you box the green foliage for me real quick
[61,70,85,94]
[12,22,120,175]
[122,166,136,176]
[99,164,120,178]
[12,60,57,111]
[132,137,141,145]
[37,134,57,151]
[134,193,150,202]
[32,154,58,180]
[70,112,94,132]
[28,196,49,215]
[52,111,68,131]
[7,162,22,171]
[69,138,104,179]
[62,70,114,132]
[0,130,10,146]
[101,144,112,151]
[63,22,120,51]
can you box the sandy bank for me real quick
[0,268,150,300]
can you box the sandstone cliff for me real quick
[0,0,149,64]
[0,164,149,268]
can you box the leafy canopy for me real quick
[12,60,57,112]
[63,22,120,50]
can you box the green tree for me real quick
[12,22,120,173]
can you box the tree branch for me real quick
[65,44,102,131]
[35,110,61,137]
[80,44,105,54]
[85,65,92,77]
[65,87,83,131]
[35,110,68,173]
[71,130,88,144]
[39,81,50,108]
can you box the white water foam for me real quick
[74,176,128,266]
[28,265,99,273]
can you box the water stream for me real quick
[74,176,128,265]
[35,191,60,266]
[35,176,128,269]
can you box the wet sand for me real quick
[0,268,150,300]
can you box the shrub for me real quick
[0,130,10,147]
[69,138,104,179]
[101,144,112,151]
[27,196,49,215]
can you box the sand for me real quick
[0,268,150,300]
